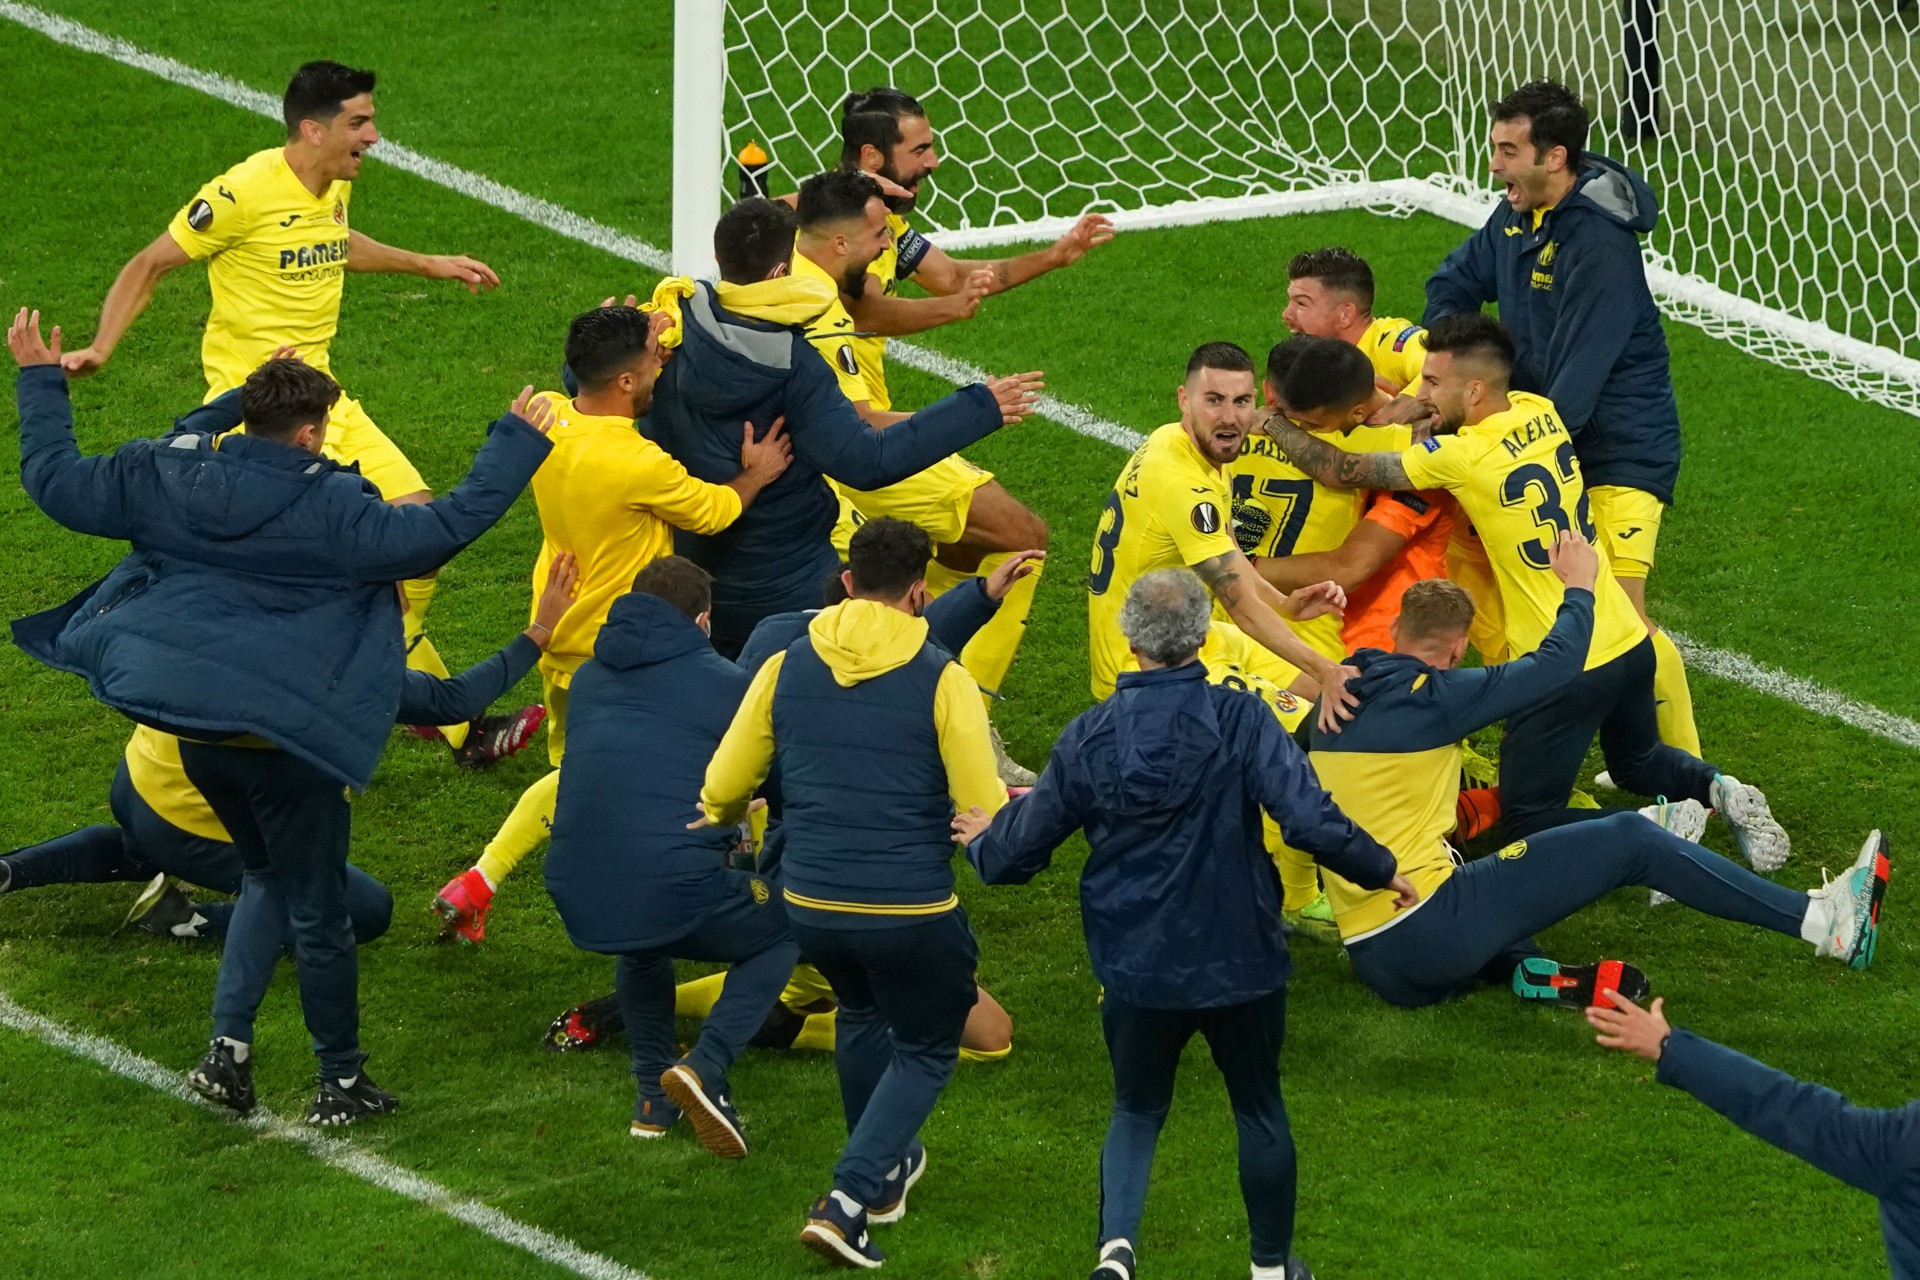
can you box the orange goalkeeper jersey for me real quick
[1342,489,1455,654]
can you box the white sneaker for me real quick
[1806,831,1889,969]
[1594,770,1616,790]
[990,721,1037,787]
[1712,775,1791,872]
[1639,798,1709,905]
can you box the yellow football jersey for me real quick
[849,212,935,413]
[1225,422,1412,662]
[1400,391,1643,670]
[1087,423,1238,699]
[1356,315,1427,393]
[167,148,353,396]
[527,392,743,687]
[792,249,872,404]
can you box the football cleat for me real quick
[1090,1238,1135,1280]
[801,1190,885,1269]
[126,875,208,938]
[542,995,622,1052]
[660,1062,748,1159]
[990,721,1037,788]
[1639,797,1711,905]
[630,1096,681,1139]
[306,1069,399,1126]
[1281,892,1340,943]
[1513,957,1651,1009]
[1711,774,1791,873]
[866,1141,926,1226]
[187,1038,256,1115]
[432,868,494,945]
[453,704,547,771]
[1810,830,1890,970]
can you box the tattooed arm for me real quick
[1261,411,1418,492]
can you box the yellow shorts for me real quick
[1586,484,1664,580]
[831,454,994,553]
[1200,622,1312,732]
[542,677,570,768]
[321,393,428,501]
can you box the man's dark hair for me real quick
[1425,312,1517,379]
[283,61,376,137]
[714,198,798,284]
[1281,338,1376,414]
[564,307,651,391]
[1265,335,1316,398]
[838,87,926,170]
[847,517,932,599]
[241,358,342,439]
[797,170,881,232]
[1491,80,1589,170]
[630,555,713,622]
[1287,246,1375,312]
[821,565,852,608]
[1185,341,1253,381]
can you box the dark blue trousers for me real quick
[1099,988,1295,1267]
[792,908,980,1205]
[2,762,389,942]
[1347,811,1809,1007]
[1500,636,1720,837]
[613,872,798,1109]
[179,742,361,1078]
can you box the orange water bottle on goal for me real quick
[737,141,771,199]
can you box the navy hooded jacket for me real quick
[966,662,1398,1008]
[643,282,1004,653]
[9,367,551,789]
[545,591,750,953]
[1425,156,1681,503]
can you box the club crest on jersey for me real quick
[835,344,859,377]
[1273,690,1300,714]
[186,199,215,232]
[1190,501,1222,535]
[331,198,346,226]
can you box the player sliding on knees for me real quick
[1304,533,1887,1009]
[60,59,538,768]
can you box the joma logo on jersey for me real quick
[279,240,349,270]
[1499,413,1565,458]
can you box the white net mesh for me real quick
[723,1,1920,414]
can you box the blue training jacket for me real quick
[9,367,551,789]
[642,282,1003,653]
[968,662,1398,1008]
[544,591,750,953]
[1660,1029,1920,1279]
[1424,156,1681,503]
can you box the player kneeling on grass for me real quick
[955,567,1417,1280]
[543,555,799,1153]
[1306,533,1888,1008]
[1585,984,1913,1278]
[1,556,579,944]
[698,518,1007,1270]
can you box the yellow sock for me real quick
[959,1041,1013,1064]
[402,577,467,749]
[791,1011,836,1053]
[959,553,1041,706]
[673,972,727,1019]
[476,769,558,885]
[1650,627,1702,756]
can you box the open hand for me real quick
[426,254,500,294]
[985,371,1044,425]
[1585,992,1671,1061]
[951,805,992,846]
[511,385,557,434]
[1283,580,1347,623]
[530,551,580,640]
[739,415,792,483]
[1548,528,1599,592]
[1314,663,1362,736]
[1386,873,1420,911]
[954,268,993,319]
[982,550,1045,602]
[1051,213,1115,268]
[7,308,62,369]
[600,293,641,309]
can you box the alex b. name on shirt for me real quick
[1499,412,1564,458]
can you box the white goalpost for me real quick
[672,1,1920,416]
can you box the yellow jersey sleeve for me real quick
[1360,316,1428,393]
[168,172,252,261]
[701,651,783,825]
[1400,432,1484,493]
[624,435,745,535]
[933,662,1008,818]
[1149,455,1237,567]
[803,302,873,404]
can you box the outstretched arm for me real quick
[1256,519,1407,595]
[911,214,1114,297]
[395,553,577,725]
[60,232,192,378]
[1260,413,1415,492]
[346,230,499,293]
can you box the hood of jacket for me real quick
[1564,153,1658,234]
[1343,646,1434,703]
[806,598,929,687]
[650,278,838,419]
[154,431,346,541]
[592,589,715,671]
[1089,662,1223,817]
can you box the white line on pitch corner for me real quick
[3,0,1914,752]
[0,991,653,1280]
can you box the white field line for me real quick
[3,0,1915,755]
[0,993,653,1280]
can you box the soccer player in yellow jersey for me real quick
[1264,314,1789,858]
[1282,247,1428,394]
[59,61,527,765]
[431,306,793,943]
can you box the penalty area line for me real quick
[2,0,1916,753]
[0,991,655,1280]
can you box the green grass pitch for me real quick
[2,4,1918,1278]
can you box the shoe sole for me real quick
[1515,959,1650,1008]
[1720,783,1790,873]
[867,1148,928,1226]
[1849,831,1891,970]
[660,1065,747,1159]
[629,1124,671,1139]
[124,873,170,929]
[800,1222,883,1269]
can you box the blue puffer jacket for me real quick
[644,282,1003,654]
[545,591,750,953]
[967,661,1398,1008]
[9,367,550,789]
[1424,155,1681,503]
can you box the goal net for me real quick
[711,1,1920,415]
